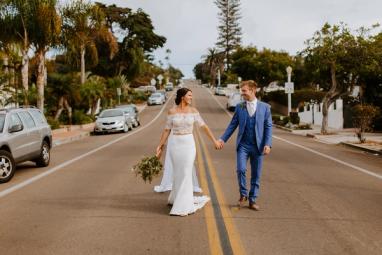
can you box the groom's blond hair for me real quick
[240,80,258,91]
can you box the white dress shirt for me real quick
[246,98,257,117]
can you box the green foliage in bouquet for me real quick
[132,156,163,183]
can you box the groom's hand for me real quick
[263,145,271,155]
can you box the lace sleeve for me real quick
[165,115,172,130]
[195,113,206,127]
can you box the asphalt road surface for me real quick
[0,81,381,255]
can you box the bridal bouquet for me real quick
[132,156,163,183]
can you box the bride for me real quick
[156,88,220,216]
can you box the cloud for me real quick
[96,0,381,78]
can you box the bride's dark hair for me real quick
[175,88,191,105]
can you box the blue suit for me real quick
[220,101,272,203]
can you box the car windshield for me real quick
[151,94,161,98]
[232,94,241,100]
[0,114,5,132]
[99,110,123,118]
[122,108,134,113]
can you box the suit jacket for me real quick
[220,100,272,152]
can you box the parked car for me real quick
[115,104,140,127]
[215,87,226,96]
[94,109,133,134]
[227,92,243,111]
[157,89,168,100]
[0,107,52,183]
[165,83,174,91]
[148,93,165,105]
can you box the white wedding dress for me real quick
[164,112,210,216]
[154,132,203,193]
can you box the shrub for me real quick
[46,116,60,130]
[290,112,300,124]
[352,104,380,143]
[131,91,148,104]
[72,110,94,125]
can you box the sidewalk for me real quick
[52,104,146,147]
[275,124,382,155]
[52,123,94,147]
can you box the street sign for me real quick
[150,79,156,86]
[157,74,163,81]
[116,88,121,96]
[285,82,294,94]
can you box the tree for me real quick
[301,23,373,134]
[203,48,225,86]
[231,46,293,88]
[93,4,166,80]
[62,0,118,84]
[47,72,77,122]
[28,0,61,111]
[215,0,242,69]
[0,0,33,104]
[80,75,104,116]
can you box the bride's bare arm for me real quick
[156,129,171,158]
[200,125,218,145]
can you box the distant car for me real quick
[227,92,243,111]
[148,93,165,105]
[0,107,52,183]
[115,104,140,127]
[94,109,133,134]
[215,87,226,96]
[165,83,174,91]
[157,89,168,100]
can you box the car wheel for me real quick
[0,150,16,183]
[123,123,129,133]
[129,123,134,130]
[36,141,50,167]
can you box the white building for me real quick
[298,99,344,129]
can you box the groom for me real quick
[217,80,272,210]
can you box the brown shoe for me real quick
[238,196,247,207]
[249,202,260,211]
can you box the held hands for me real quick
[214,139,224,150]
[263,145,271,155]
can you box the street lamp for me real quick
[217,68,221,87]
[309,99,317,125]
[285,66,294,115]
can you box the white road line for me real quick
[273,135,382,180]
[205,87,382,181]
[0,95,173,199]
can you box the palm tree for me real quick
[80,75,105,116]
[62,0,118,84]
[28,0,61,111]
[47,72,78,122]
[203,48,225,86]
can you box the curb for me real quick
[340,142,382,155]
[52,132,91,148]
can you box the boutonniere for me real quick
[240,102,246,109]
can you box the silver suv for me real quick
[0,107,52,183]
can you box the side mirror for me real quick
[9,124,23,133]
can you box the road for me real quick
[0,81,381,255]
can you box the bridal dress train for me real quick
[164,113,210,216]
[154,133,203,193]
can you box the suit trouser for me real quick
[236,144,264,203]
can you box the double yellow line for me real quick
[194,128,246,255]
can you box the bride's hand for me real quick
[156,145,163,158]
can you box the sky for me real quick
[96,0,382,78]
